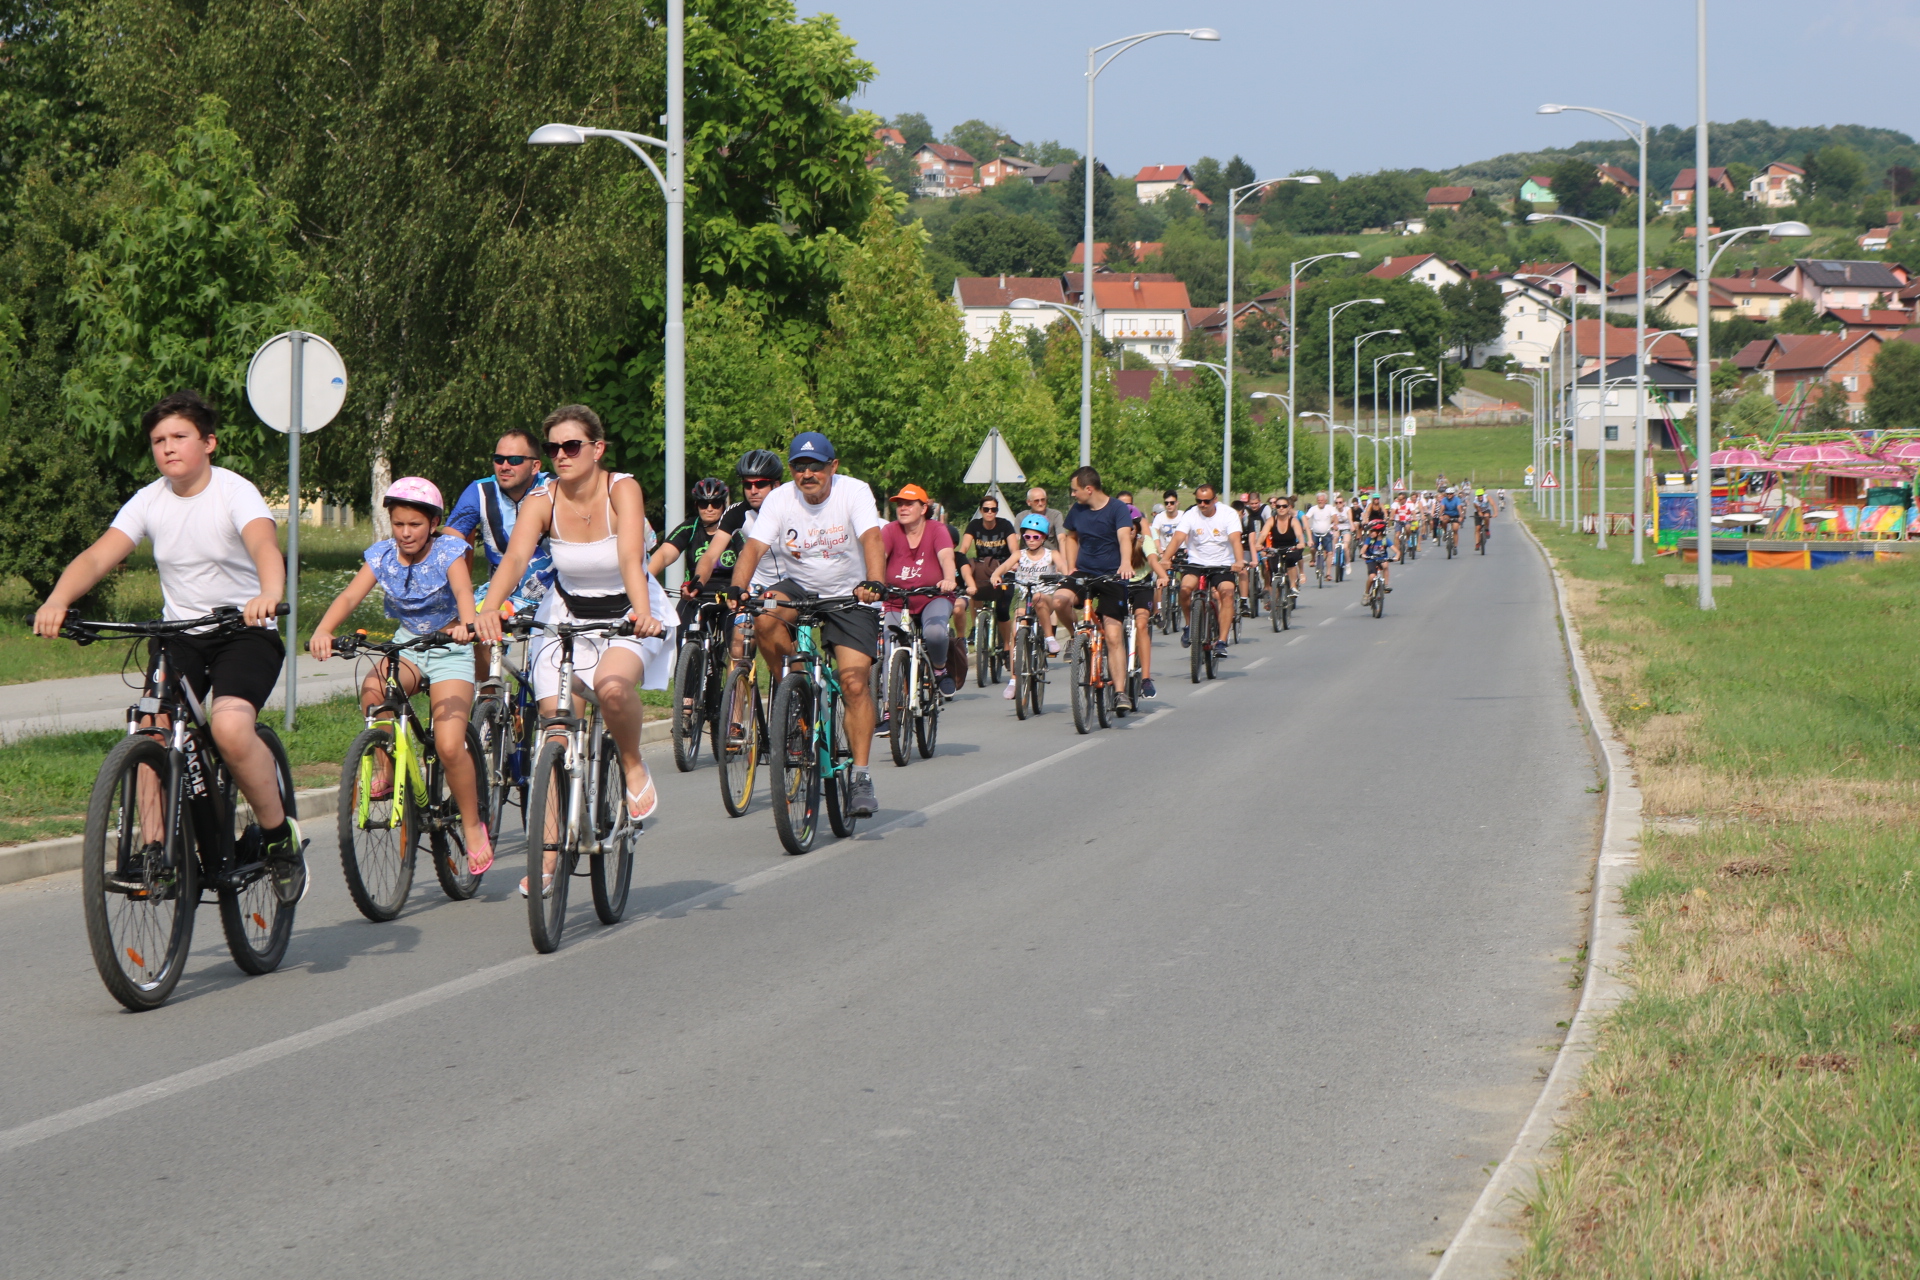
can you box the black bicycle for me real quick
[669,592,731,772]
[1183,569,1221,684]
[64,607,303,1011]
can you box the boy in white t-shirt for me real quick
[34,390,303,894]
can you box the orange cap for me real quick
[891,484,931,504]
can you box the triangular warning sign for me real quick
[963,430,1026,485]
[1539,470,1560,489]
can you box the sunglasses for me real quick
[791,460,828,474]
[543,438,590,458]
[492,453,536,467]
[982,506,998,513]
[743,478,776,490]
[1022,532,1046,541]
[695,499,725,510]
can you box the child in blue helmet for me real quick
[988,513,1062,700]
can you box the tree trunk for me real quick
[371,389,396,539]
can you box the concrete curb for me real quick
[1430,518,1643,1279]
[0,719,671,887]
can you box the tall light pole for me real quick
[1250,391,1292,493]
[1372,349,1414,489]
[1080,28,1220,468]
[1326,297,1385,490]
[1529,212,1609,546]
[1540,102,1650,561]
[530,97,685,584]
[1386,363,1425,491]
[1352,327,1402,488]
[1286,251,1361,493]
[1404,374,1436,486]
[1517,273,1578,527]
[1222,175,1317,497]
[1507,371,1544,506]
[1172,357,1229,486]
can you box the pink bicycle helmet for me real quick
[382,476,445,519]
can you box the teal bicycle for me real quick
[755,594,867,856]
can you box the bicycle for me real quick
[1476,516,1491,554]
[1365,563,1388,618]
[668,591,731,772]
[881,586,946,767]
[1332,534,1348,583]
[753,594,868,855]
[1184,570,1221,684]
[63,606,303,1011]
[970,579,1007,688]
[518,618,642,952]
[714,616,769,817]
[1007,580,1049,720]
[1313,537,1329,589]
[1040,574,1124,734]
[472,618,537,845]
[1269,554,1295,632]
[1445,520,1459,559]
[334,630,491,922]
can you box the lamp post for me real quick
[1172,357,1229,486]
[1528,212,1610,545]
[1403,374,1436,487]
[1250,391,1292,493]
[1079,28,1220,468]
[1387,365,1426,491]
[1222,176,1317,498]
[1010,296,1088,337]
[1326,297,1385,490]
[1372,349,1414,490]
[529,81,686,583]
[1286,251,1361,494]
[1300,409,1333,491]
[1352,328,1401,490]
[1507,371,1544,506]
[1516,274,1578,526]
[1540,102,1651,560]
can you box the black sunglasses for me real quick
[743,477,776,489]
[543,438,589,458]
[982,505,998,512]
[695,499,725,509]
[492,453,536,467]
[790,460,828,474]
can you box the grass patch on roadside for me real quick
[1515,513,1920,1277]
[1400,423,1532,492]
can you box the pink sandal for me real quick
[467,826,493,876]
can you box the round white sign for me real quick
[247,332,348,434]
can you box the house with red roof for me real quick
[1753,331,1886,419]
[1714,269,1794,323]
[913,143,977,196]
[951,276,1071,352]
[1091,276,1193,363]
[978,156,1043,188]
[1747,161,1804,209]
[1370,253,1468,291]
[1859,227,1893,252]
[1667,167,1735,211]
[1425,186,1474,213]
[1514,261,1604,299]
[1595,165,1638,195]
[1607,267,1695,319]
[1135,164,1195,203]
[1823,307,1910,338]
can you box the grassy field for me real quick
[1514,516,1920,1276]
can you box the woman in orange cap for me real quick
[881,484,960,697]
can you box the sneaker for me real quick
[937,673,956,698]
[1141,678,1157,699]
[1003,679,1017,701]
[263,818,308,905]
[848,770,878,819]
[1180,627,1191,648]
[1214,641,1230,659]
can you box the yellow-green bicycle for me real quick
[334,630,490,921]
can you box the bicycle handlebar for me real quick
[61,603,290,647]
[332,627,465,660]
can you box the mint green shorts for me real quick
[391,624,477,689]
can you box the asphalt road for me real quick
[0,517,1596,1279]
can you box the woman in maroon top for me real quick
[881,483,960,696]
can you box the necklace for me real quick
[559,473,604,537]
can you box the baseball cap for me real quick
[788,431,836,463]
[891,483,931,504]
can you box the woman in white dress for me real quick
[475,405,672,898]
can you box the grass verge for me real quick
[1514,510,1920,1277]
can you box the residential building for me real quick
[1370,253,1468,291]
[1425,186,1474,212]
[1028,160,1107,187]
[1519,175,1554,205]
[1754,331,1887,420]
[1091,276,1193,363]
[1573,355,1699,450]
[1713,269,1794,322]
[977,156,1042,188]
[1134,164,1195,203]
[913,143,977,196]
[1568,318,1694,372]
[1606,267,1695,319]
[1747,161,1804,208]
[1772,258,1911,313]
[950,276,1070,352]
[1069,241,1163,270]
[1824,307,1910,338]
[1514,260,1604,299]
[872,127,906,152]
[1859,226,1892,252]
[1595,164,1638,196]
[1477,275,1566,369]
[1668,167,1734,210]
[1063,271,1177,309]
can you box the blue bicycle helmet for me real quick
[1019,513,1050,534]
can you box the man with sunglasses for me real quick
[1163,484,1245,661]
[448,430,556,680]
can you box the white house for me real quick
[951,276,1069,352]
[1367,253,1468,292]
[1475,276,1567,370]
[1747,161,1804,209]
[1134,164,1195,203]
[1091,275,1193,363]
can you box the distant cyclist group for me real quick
[36,387,1500,1008]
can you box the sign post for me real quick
[963,429,1027,508]
[248,332,349,732]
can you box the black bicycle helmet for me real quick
[692,476,730,505]
[736,448,783,481]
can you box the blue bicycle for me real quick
[472,616,539,837]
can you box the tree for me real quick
[1888,166,1915,202]
[1222,155,1255,195]
[1024,140,1079,166]
[940,209,1067,278]
[1190,156,1225,204]
[891,112,934,154]
[938,321,1070,509]
[942,119,1004,164]
[0,410,120,597]
[1796,379,1851,431]
[0,0,113,236]
[1055,159,1120,245]
[1545,158,1623,221]
[1437,277,1506,362]
[1144,217,1245,307]
[1295,276,1451,405]
[63,96,328,485]
[1867,339,1920,429]
[1776,299,1831,335]
[672,286,816,485]
[1804,145,1867,200]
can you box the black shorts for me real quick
[1183,564,1236,591]
[764,579,880,659]
[1063,577,1129,622]
[150,625,286,710]
[1364,557,1390,572]
[1278,548,1303,568]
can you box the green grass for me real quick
[1515,514,1920,1276]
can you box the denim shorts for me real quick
[391,624,477,688]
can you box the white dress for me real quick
[531,472,674,700]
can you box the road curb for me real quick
[1430,518,1643,1279]
[0,719,671,887]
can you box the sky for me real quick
[817,0,1920,177]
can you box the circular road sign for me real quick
[247,331,348,434]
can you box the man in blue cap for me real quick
[729,431,888,818]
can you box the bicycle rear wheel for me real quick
[338,724,417,922]
[429,725,489,900]
[82,734,197,1011]
[916,656,940,758]
[590,731,634,924]
[717,662,761,817]
[1070,634,1093,734]
[471,694,515,841]
[1189,600,1206,684]
[973,608,993,687]
[217,724,298,975]
[525,739,574,952]
[825,693,858,838]
[669,640,707,772]
[886,648,912,768]
[770,672,820,855]
[1373,579,1386,617]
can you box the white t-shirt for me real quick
[747,473,883,595]
[1151,509,1181,548]
[1303,503,1338,537]
[109,467,275,622]
[1173,505,1241,568]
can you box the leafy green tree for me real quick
[1055,159,1121,245]
[1190,157,1224,203]
[1796,379,1851,431]
[1222,155,1256,195]
[1866,338,1920,429]
[1437,277,1506,360]
[890,112,934,154]
[0,411,121,596]
[1545,158,1622,221]
[939,209,1066,277]
[1710,315,1771,358]
[1776,298,1831,334]
[0,0,113,235]
[1295,276,1450,403]
[1142,218,1246,307]
[671,286,816,485]
[1804,145,1867,199]
[63,96,328,485]
[942,119,1004,164]
[1024,140,1079,166]
[939,321,1070,509]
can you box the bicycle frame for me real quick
[792,616,850,780]
[355,661,435,833]
[483,631,538,797]
[540,628,615,856]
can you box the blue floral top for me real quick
[365,534,471,634]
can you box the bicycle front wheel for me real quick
[770,672,820,855]
[1070,634,1093,734]
[886,649,912,768]
[471,694,515,841]
[916,655,941,758]
[590,731,634,924]
[217,724,298,975]
[825,693,857,839]
[1012,632,1031,721]
[429,724,489,901]
[525,738,574,952]
[973,608,992,687]
[669,640,707,772]
[338,724,417,922]
[716,662,761,817]
[82,734,197,1012]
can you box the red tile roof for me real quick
[1595,164,1639,191]
[1426,186,1474,205]
[1608,267,1691,297]
[952,276,1069,308]
[1091,278,1194,310]
[1712,274,1792,296]
[1370,253,1456,281]
[1732,338,1774,370]
[1672,167,1732,190]
[873,127,905,147]
[917,143,976,164]
[1824,307,1910,328]
[1571,319,1692,361]
[1761,331,1881,373]
[1135,165,1192,184]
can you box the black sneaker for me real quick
[1214,641,1230,659]
[848,770,878,819]
[937,673,956,698]
[1141,678,1157,699]
[263,818,308,905]
[1180,627,1190,648]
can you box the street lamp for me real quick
[1286,251,1361,493]
[1326,297,1385,489]
[1507,371,1544,506]
[530,65,687,581]
[1369,347,1414,489]
[1352,329,1402,490]
[1403,374,1436,487]
[1387,365,1427,489]
[1220,176,1318,497]
[1528,211,1613,547]
[1010,296,1088,336]
[1540,102,1652,561]
[1078,27,1221,468]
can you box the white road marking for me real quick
[1247,657,1270,670]
[0,737,1118,1156]
[1319,618,1337,627]
[1286,636,1305,646]
[1191,682,1221,698]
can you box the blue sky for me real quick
[819,0,1920,176]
